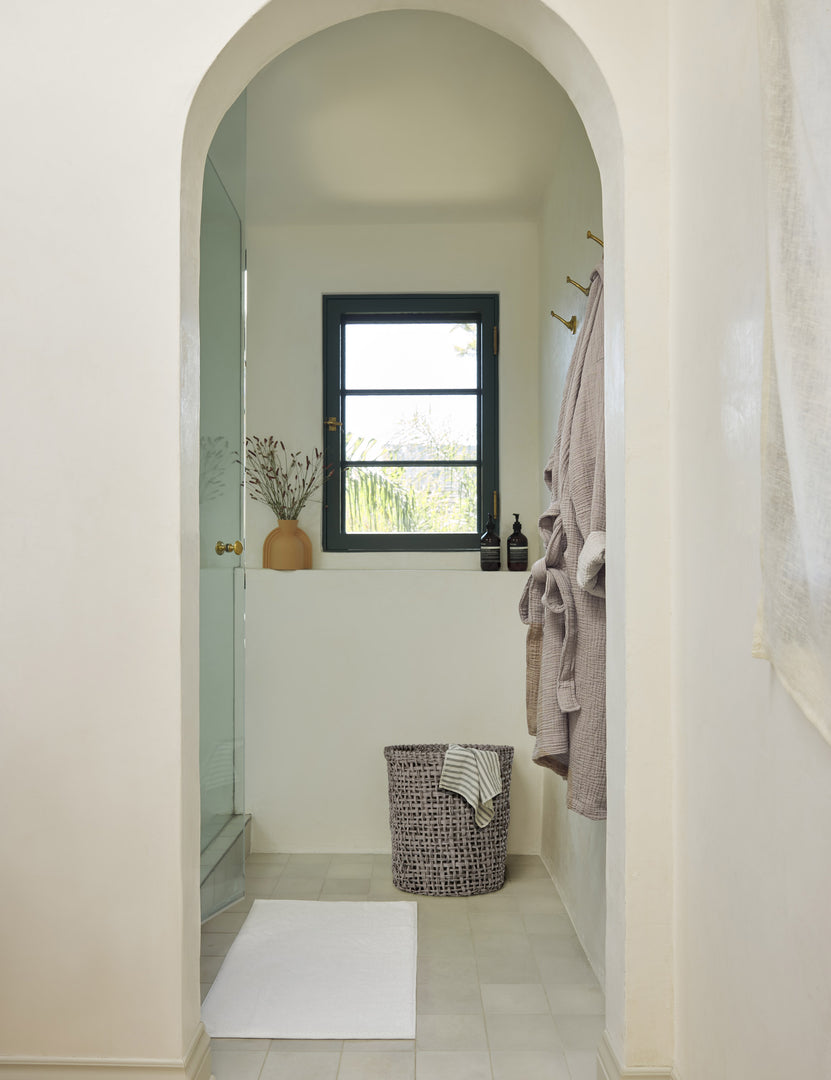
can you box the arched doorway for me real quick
[182,3,673,1077]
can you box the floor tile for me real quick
[246,876,285,894]
[225,894,255,913]
[506,883,565,909]
[417,976,483,1015]
[468,912,526,936]
[336,1051,414,1079]
[211,1048,269,1080]
[565,1049,599,1080]
[505,855,552,879]
[476,952,541,985]
[522,912,575,936]
[320,878,371,896]
[244,876,282,895]
[342,1040,414,1052]
[490,1050,570,1080]
[467,891,520,913]
[527,934,586,960]
[271,878,324,899]
[270,1041,344,1053]
[416,1013,488,1050]
[472,932,533,959]
[327,857,374,878]
[544,985,605,1016]
[418,930,475,959]
[200,955,225,982]
[473,934,539,983]
[418,954,479,981]
[485,1012,562,1051]
[415,894,470,908]
[247,852,290,867]
[203,910,248,933]
[418,911,471,935]
[315,894,371,902]
[212,1038,271,1051]
[246,862,285,880]
[367,880,407,899]
[552,1014,605,1050]
[515,894,568,915]
[260,1051,340,1079]
[502,881,559,900]
[536,955,599,987]
[201,931,236,956]
[415,1050,492,1079]
[481,983,550,1014]
[283,856,331,875]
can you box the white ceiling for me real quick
[245,10,579,226]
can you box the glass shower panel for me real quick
[199,158,245,921]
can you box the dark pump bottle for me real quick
[507,513,529,572]
[479,513,501,571]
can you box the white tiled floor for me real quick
[202,853,604,1080]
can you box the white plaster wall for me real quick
[207,91,247,223]
[670,0,831,1076]
[243,221,543,569]
[241,220,544,850]
[245,570,539,853]
[243,10,575,227]
[536,115,606,984]
[0,2,225,1066]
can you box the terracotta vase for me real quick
[263,520,312,571]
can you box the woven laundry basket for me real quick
[384,743,514,896]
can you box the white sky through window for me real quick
[344,321,478,449]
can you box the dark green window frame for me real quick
[322,293,499,552]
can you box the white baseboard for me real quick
[0,1024,212,1080]
[597,1031,677,1080]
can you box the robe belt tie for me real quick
[522,510,580,715]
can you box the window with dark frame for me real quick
[322,294,499,552]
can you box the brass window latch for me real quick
[325,417,343,432]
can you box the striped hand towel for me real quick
[439,745,502,828]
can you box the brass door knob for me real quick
[215,540,243,556]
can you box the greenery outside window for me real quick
[322,294,499,552]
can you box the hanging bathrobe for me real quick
[520,262,606,820]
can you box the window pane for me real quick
[344,322,478,389]
[344,465,477,534]
[344,395,477,462]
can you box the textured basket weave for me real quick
[384,743,514,896]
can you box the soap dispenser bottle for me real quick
[507,513,529,572]
[479,513,501,571]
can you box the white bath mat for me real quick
[201,899,417,1039]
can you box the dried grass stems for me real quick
[241,436,327,521]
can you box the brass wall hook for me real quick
[550,311,577,334]
[566,276,589,296]
[587,230,604,247]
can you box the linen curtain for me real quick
[754,0,831,741]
